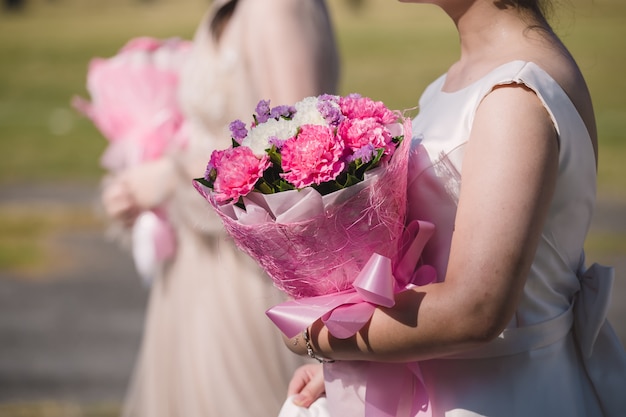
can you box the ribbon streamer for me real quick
[364,362,431,417]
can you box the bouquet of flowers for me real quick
[195,94,436,416]
[73,36,192,283]
[194,94,436,338]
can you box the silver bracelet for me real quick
[303,327,334,363]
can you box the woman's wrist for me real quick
[303,326,334,363]
[288,319,371,362]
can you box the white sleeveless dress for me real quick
[322,61,626,417]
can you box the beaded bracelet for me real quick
[303,327,335,363]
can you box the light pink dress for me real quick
[322,61,626,416]
[121,1,339,416]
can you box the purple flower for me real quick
[270,105,296,120]
[319,94,338,101]
[254,99,271,124]
[229,119,248,143]
[317,95,344,127]
[346,143,376,164]
[268,136,287,149]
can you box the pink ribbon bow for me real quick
[266,220,436,339]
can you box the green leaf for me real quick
[267,145,283,167]
[255,179,275,194]
[234,197,246,210]
[194,177,213,188]
[344,173,361,188]
[369,148,385,167]
[275,182,295,193]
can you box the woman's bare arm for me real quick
[287,84,559,362]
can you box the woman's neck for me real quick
[434,1,555,91]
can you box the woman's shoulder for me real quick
[458,56,595,144]
[509,54,597,146]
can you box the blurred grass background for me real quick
[1,0,625,189]
[0,0,624,415]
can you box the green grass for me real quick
[0,0,207,183]
[0,204,102,275]
[556,1,626,195]
[331,2,459,111]
[586,232,626,256]
[0,0,624,190]
[0,401,119,417]
[0,210,50,272]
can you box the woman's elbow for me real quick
[453,299,512,345]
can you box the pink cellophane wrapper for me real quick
[195,118,413,299]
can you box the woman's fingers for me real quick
[287,364,325,408]
[102,180,140,227]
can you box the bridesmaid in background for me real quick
[102,1,339,416]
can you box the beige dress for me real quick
[122,1,339,416]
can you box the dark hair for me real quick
[209,0,238,41]
[495,0,551,17]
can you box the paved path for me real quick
[0,184,147,405]
[0,183,624,406]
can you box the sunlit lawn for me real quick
[1,0,624,189]
[0,401,120,417]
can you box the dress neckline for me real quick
[439,60,527,95]
[436,60,596,167]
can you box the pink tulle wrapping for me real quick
[198,118,412,299]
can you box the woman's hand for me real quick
[287,364,325,408]
[120,158,176,210]
[102,178,141,227]
[102,158,177,227]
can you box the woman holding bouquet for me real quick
[101,0,339,416]
[284,0,626,415]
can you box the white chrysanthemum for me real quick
[242,118,298,156]
[292,96,327,127]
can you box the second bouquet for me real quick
[194,94,435,339]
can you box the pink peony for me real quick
[209,146,271,203]
[280,124,345,189]
[339,95,398,125]
[337,117,393,156]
